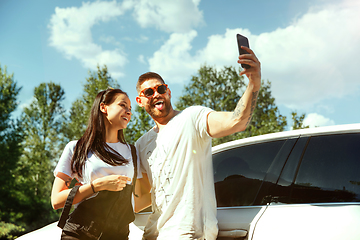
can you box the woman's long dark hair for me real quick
[71,88,129,177]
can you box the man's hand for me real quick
[238,46,261,88]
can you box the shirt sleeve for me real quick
[191,106,214,140]
[54,140,77,178]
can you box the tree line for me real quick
[0,64,307,239]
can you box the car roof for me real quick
[212,123,360,154]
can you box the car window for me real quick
[277,137,309,187]
[290,133,360,203]
[213,140,286,207]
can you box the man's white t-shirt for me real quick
[54,141,141,187]
[135,106,218,240]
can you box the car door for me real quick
[251,132,360,240]
[213,138,297,239]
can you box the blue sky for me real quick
[1,0,359,129]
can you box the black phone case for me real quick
[237,34,250,69]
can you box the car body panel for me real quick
[252,203,360,240]
[217,206,267,238]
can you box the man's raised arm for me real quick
[207,46,261,138]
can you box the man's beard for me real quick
[145,98,171,119]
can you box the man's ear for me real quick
[136,96,144,107]
[168,88,171,99]
[100,102,107,113]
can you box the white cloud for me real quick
[48,0,204,79]
[149,28,246,83]
[139,35,149,42]
[138,55,146,64]
[19,97,35,112]
[257,0,360,109]
[148,0,360,109]
[48,1,131,78]
[149,30,200,83]
[303,113,335,128]
[196,28,252,69]
[132,0,204,33]
[99,35,121,46]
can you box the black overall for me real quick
[58,144,137,240]
[60,185,135,240]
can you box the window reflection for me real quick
[213,140,285,207]
[291,133,360,203]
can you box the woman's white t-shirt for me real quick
[54,140,141,185]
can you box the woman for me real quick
[51,88,150,240]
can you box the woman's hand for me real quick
[51,173,131,210]
[92,175,132,192]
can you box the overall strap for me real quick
[57,185,80,229]
[129,144,138,197]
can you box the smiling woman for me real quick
[49,88,146,240]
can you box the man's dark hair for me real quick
[136,72,165,94]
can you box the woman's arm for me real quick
[51,172,131,210]
[51,172,93,210]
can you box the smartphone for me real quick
[236,34,250,69]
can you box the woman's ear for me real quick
[100,102,107,114]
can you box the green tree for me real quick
[16,82,66,230]
[62,65,119,142]
[176,65,244,111]
[125,105,154,144]
[0,65,23,231]
[0,221,25,240]
[176,65,287,146]
[291,111,309,130]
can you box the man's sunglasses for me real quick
[140,84,168,98]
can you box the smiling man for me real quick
[135,47,261,240]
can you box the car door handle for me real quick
[218,229,247,238]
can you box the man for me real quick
[135,46,261,240]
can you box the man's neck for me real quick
[153,109,180,133]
